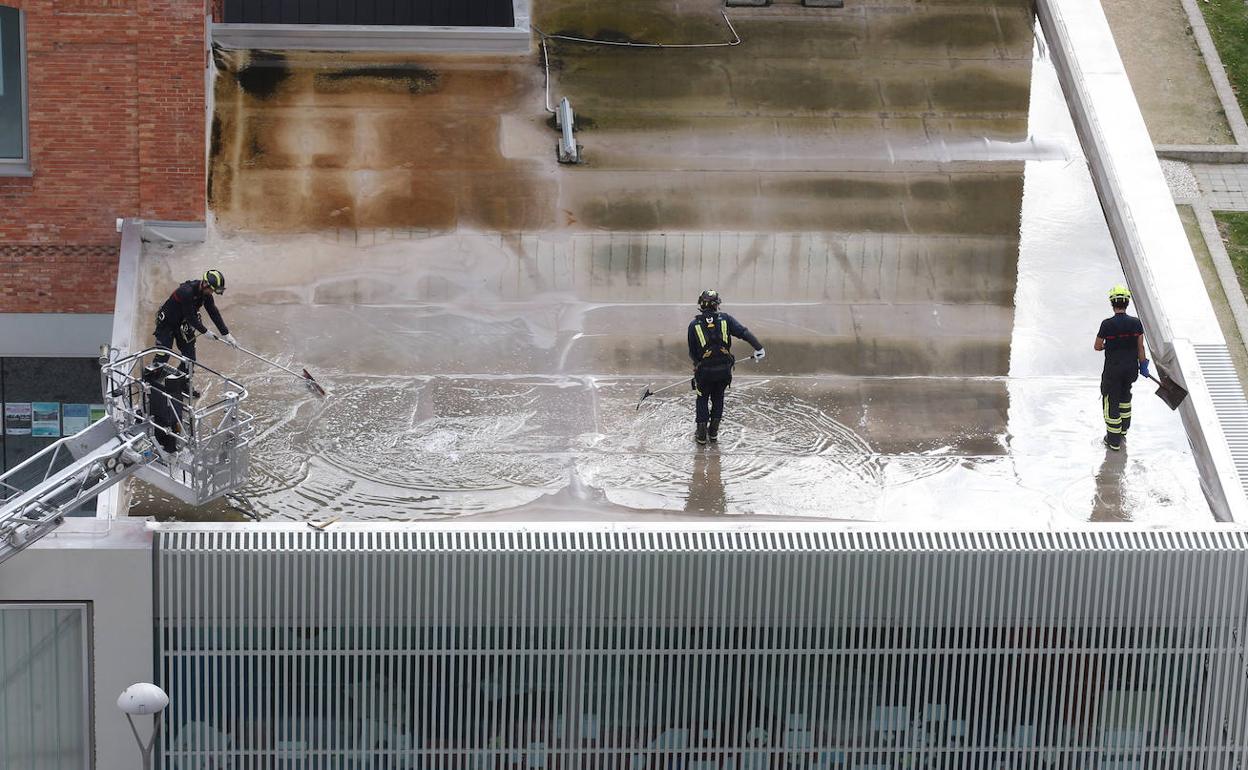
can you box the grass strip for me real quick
[1200,0,1248,123]
[1215,211,1248,295]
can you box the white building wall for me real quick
[0,519,154,769]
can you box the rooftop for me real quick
[132,0,1209,525]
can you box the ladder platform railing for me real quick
[0,348,256,565]
[101,348,256,506]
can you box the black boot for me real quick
[708,419,720,442]
[695,423,708,445]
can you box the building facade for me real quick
[155,529,1248,770]
[0,0,207,473]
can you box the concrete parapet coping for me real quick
[97,218,145,521]
[110,218,144,361]
[138,220,208,243]
[1158,145,1248,165]
[1037,0,1248,522]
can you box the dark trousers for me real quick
[153,321,197,366]
[694,368,732,423]
[148,370,190,453]
[1101,363,1137,445]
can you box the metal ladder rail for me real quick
[0,421,155,565]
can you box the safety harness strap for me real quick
[695,316,732,360]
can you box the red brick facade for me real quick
[0,0,207,313]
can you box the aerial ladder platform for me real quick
[0,348,254,566]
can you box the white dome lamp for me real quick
[117,683,169,770]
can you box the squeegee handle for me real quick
[651,379,689,396]
[207,333,309,382]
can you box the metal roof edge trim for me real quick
[210,25,531,54]
[211,0,530,52]
[154,527,1248,554]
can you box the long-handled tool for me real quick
[636,354,765,411]
[636,378,690,410]
[1144,367,1188,410]
[207,333,328,397]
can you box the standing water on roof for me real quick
[131,1,1207,523]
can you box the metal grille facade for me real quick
[155,529,1248,769]
[1196,343,1248,502]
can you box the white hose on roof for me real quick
[539,10,742,115]
[535,10,742,49]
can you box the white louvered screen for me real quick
[155,529,1248,769]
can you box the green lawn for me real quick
[1216,211,1248,293]
[1200,0,1248,122]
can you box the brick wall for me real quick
[0,0,207,313]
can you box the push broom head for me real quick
[302,369,328,398]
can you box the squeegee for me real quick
[208,333,328,397]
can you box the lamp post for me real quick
[117,683,169,770]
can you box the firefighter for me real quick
[687,290,765,445]
[152,269,236,366]
[1094,284,1149,451]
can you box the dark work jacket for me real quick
[1097,312,1143,371]
[687,311,762,368]
[157,280,229,336]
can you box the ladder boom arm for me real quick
[0,419,154,565]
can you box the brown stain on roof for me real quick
[211,49,554,233]
[210,1,1033,236]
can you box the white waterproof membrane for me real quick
[135,0,1209,523]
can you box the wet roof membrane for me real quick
[135,0,1210,524]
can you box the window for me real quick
[0,5,29,173]
[0,603,93,769]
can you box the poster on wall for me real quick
[4,403,31,435]
[62,404,90,435]
[89,404,107,422]
[31,402,61,438]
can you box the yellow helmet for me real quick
[1108,284,1131,302]
[204,269,226,294]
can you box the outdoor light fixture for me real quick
[118,683,169,770]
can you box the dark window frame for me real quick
[0,5,31,176]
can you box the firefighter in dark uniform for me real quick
[152,269,236,366]
[1094,284,1149,451]
[687,290,765,445]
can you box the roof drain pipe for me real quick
[542,38,582,165]
[556,97,580,164]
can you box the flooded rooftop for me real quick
[135,0,1210,524]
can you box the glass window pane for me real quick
[0,605,89,769]
[0,6,24,160]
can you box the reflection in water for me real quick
[1090,446,1130,522]
[685,450,727,515]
